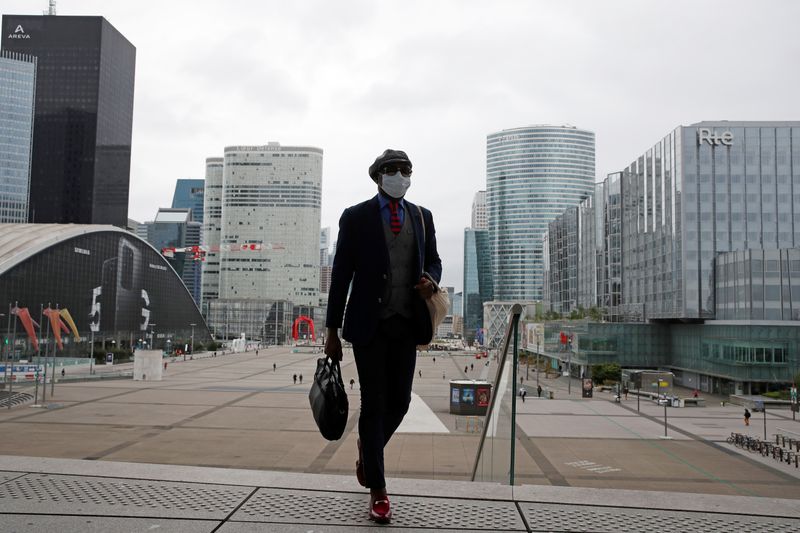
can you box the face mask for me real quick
[380,172,411,199]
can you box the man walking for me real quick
[519,387,526,403]
[537,384,542,398]
[744,408,751,426]
[325,149,442,524]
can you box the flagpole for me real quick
[33,304,42,405]
[9,302,17,408]
[51,304,58,397]
[42,304,50,403]
[4,304,10,406]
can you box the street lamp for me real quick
[536,332,541,389]
[188,323,196,361]
[149,323,157,352]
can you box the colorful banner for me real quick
[43,308,69,350]
[59,308,82,342]
[11,306,39,351]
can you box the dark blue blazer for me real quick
[325,195,442,346]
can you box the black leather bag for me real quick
[308,356,349,440]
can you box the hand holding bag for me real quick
[308,356,349,440]
[417,205,450,335]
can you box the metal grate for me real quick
[520,502,800,532]
[0,474,252,519]
[0,391,33,407]
[0,471,25,484]
[234,489,526,530]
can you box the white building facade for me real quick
[218,143,322,306]
[201,157,223,312]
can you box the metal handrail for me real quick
[470,303,523,483]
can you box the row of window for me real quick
[702,343,788,364]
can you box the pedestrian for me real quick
[537,384,542,398]
[623,385,629,400]
[519,387,526,403]
[256,350,259,356]
[61,368,65,378]
[299,373,303,384]
[418,370,422,378]
[164,362,168,371]
[432,356,435,364]
[293,373,297,384]
[464,365,468,373]
[693,389,699,398]
[213,351,217,357]
[470,363,473,371]
[273,363,277,372]
[324,148,441,524]
[442,372,445,380]
[744,408,751,426]
[350,378,355,390]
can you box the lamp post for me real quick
[149,323,157,352]
[89,328,94,375]
[1,311,7,400]
[567,340,572,396]
[188,323,195,361]
[536,333,541,389]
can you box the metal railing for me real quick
[471,303,522,484]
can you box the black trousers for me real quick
[352,314,417,489]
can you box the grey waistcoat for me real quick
[380,213,417,319]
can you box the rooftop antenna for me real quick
[44,0,56,16]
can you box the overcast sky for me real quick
[5,0,800,291]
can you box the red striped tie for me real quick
[389,200,401,235]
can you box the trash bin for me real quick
[548,390,554,400]
[671,397,681,408]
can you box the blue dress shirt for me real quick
[377,192,405,228]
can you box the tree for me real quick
[587,306,603,322]
[591,363,621,385]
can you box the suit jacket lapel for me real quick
[406,199,425,276]
[369,195,390,270]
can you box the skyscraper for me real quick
[486,125,595,301]
[171,178,205,223]
[0,51,35,223]
[218,143,322,305]
[471,190,487,229]
[463,227,492,344]
[1,15,136,226]
[201,158,223,313]
[143,208,202,306]
[207,143,323,340]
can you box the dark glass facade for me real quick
[0,226,210,357]
[1,15,135,226]
[463,228,493,344]
[171,178,205,223]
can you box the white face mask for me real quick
[380,172,411,199]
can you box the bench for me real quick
[681,397,706,407]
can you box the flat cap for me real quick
[369,149,412,181]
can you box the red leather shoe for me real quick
[369,496,392,524]
[356,438,366,487]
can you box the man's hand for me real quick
[414,277,434,300]
[325,327,343,361]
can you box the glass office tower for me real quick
[619,121,800,320]
[487,125,595,301]
[171,179,205,223]
[1,15,136,226]
[0,51,35,223]
[463,228,493,344]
